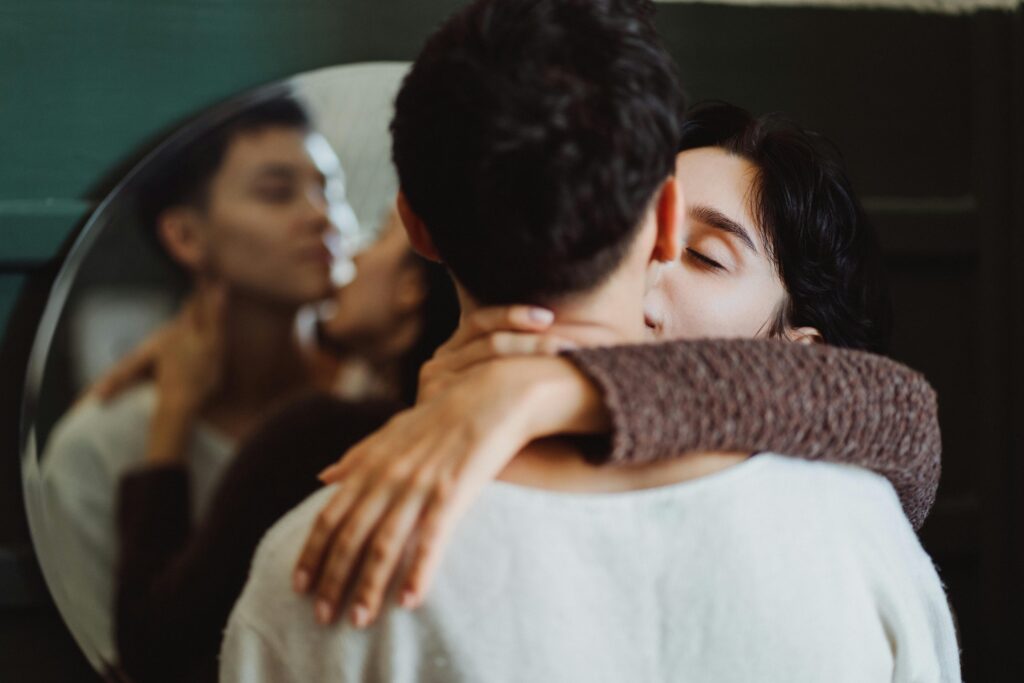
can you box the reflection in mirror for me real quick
[20,62,460,679]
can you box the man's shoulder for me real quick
[708,454,918,549]
[750,453,904,512]
[245,487,336,599]
[229,487,336,649]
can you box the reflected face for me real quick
[194,127,340,306]
[644,147,787,340]
[320,208,421,351]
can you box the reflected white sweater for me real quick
[39,384,234,670]
[221,454,961,683]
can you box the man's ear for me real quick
[156,207,205,272]
[785,326,824,345]
[651,176,682,264]
[396,191,442,263]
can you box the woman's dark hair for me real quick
[679,102,893,353]
[391,0,683,306]
[395,255,461,406]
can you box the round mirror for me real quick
[19,61,412,675]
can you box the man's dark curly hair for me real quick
[680,101,893,353]
[391,0,683,306]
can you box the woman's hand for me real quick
[89,282,227,406]
[142,281,228,465]
[415,305,572,402]
[292,306,610,628]
[152,281,227,416]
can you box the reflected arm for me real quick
[114,394,399,683]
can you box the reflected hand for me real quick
[292,305,599,628]
[90,281,228,406]
[153,279,228,417]
[90,326,167,403]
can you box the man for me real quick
[221,1,959,681]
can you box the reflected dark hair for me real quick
[135,95,310,255]
[396,255,461,406]
[391,0,683,306]
[679,102,893,353]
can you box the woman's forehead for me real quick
[675,148,758,232]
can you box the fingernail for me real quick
[528,308,554,325]
[293,570,310,593]
[399,589,417,608]
[315,600,333,624]
[351,604,370,628]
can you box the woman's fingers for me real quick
[191,279,227,337]
[312,490,395,624]
[417,333,577,404]
[399,483,465,609]
[293,483,363,594]
[94,334,164,401]
[439,305,553,355]
[347,486,431,627]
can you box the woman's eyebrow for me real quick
[690,204,758,254]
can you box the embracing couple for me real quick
[217,0,960,681]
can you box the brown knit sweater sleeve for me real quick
[562,339,941,529]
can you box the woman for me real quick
[293,101,942,630]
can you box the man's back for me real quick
[222,454,959,682]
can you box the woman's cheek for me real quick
[656,272,763,340]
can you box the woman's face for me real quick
[320,209,422,351]
[643,147,787,341]
[193,127,342,306]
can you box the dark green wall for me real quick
[1,2,1021,681]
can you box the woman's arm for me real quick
[563,339,941,528]
[302,312,941,628]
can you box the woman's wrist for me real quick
[493,356,610,442]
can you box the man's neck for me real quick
[457,284,749,492]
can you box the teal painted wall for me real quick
[0,0,464,266]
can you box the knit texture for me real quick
[564,339,941,529]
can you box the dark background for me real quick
[1,1,1021,681]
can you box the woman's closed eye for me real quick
[686,248,726,272]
